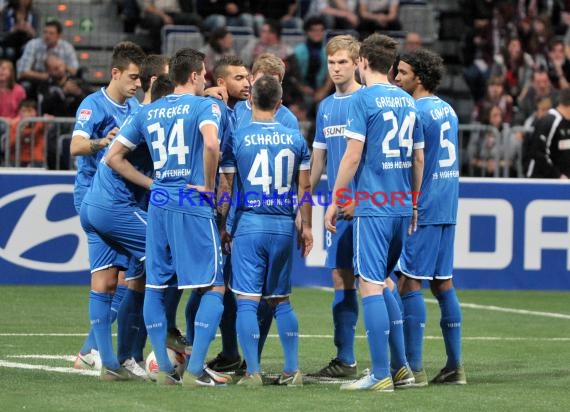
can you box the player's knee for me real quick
[267,297,289,307]
[332,268,355,289]
[399,275,421,294]
[430,278,453,296]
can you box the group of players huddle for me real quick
[68,31,466,391]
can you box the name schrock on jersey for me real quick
[416,96,459,224]
[116,93,222,217]
[344,83,424,217]
[313,90,361,192]
[221,121,310,235]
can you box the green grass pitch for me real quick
[1,286,569,411]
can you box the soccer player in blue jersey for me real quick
[218,74,313,386]
[324,34,424,392]
[106,48,230,387]
[308,34,362,378]
[394,48,466,385]
[184,55,251,372]
[70,41,145,372]
[207,53,301,374]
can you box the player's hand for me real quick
[220,228,232,255]
[294,210,303,233]
[104,127,119,143]
[338,200,354,220]
[204,86,228,103]
[186,184,216,206]
[408,208,418,235]
[325,203,337,233]
[299,226,313,257]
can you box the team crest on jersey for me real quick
[211,103,221,120]
[78,109,92,121]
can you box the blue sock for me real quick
[275,302,299,374]
[436,288,462,369]
[384,287,407,371]
[237,299,260,374]
[79,329,97,355]
[117,289,144,364]
[332,289,358,365]
[133,315,147,362]
[164,287,183,330]
[143,288,172,373]
[392,286,404,315]
[362,294,390,379]
[89,291,120,370]
[220,289,240,359]
[188,291,224,376]
[257,299,274,361]
[110,284,127,323]
[185,290,201,345]
[402,290,426,371]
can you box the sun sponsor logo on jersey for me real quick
[323,125,345,138]
[78,109,92,121]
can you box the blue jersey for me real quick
[72,88,140,211]
[415,96,459,224]
[222,121,310,236]
[116,93,223,218]
[344,83,424,217]
[233,100,299,131]
[313,90,361,192]
[84,104,154,210]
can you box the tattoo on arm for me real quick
[90,139,100,154]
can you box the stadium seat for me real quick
[281,28,306,48]
[227,26,256,56]
[161,25,203,56]
[399,2,438,43]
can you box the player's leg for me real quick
[206,256,242,372]
[184,289,201,344]
[340,217,395,392]
[430,225,466,384]
[312,219,358,378]
[179,215,229,387]
[385,220,414,388]
[142,206,178,383]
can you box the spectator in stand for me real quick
[196,0,253,33]
[468,104,504,177]
[472,75,514,124]
[201,27,236,86]
[491,36,535,101]
[250,0,303,34]
[9,98,45,166]
[306,0,359,30]
[247,19,293,65]
[402,32,422,53]
[292,16,331,106]
[37,53,91,117]
[0,0,40,63]
[0,58,25,118]
[515,68,559,125]
[537,39,570,90]
[358,0,402,38]
[520,14,554,64]
[137,0,203,53]
[16,20,78,97]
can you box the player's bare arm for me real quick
[325,138,363,233]
[70,126,118,156]
[409,147,424,234]
[297,169,313,257]
[105,140,153,190]
[217,172,234,254]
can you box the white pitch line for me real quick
[0,360,99,376]
[7,354,76,361]
[315,287,570,320]
[424,298,570,320]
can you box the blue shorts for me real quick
[396,224,455,280]
[80,203,146,279]
[353,216,409,285]
[231,232,293,298]
[325,218,353,269]
[145,206,223,289]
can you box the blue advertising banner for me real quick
[1,170,569,289]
